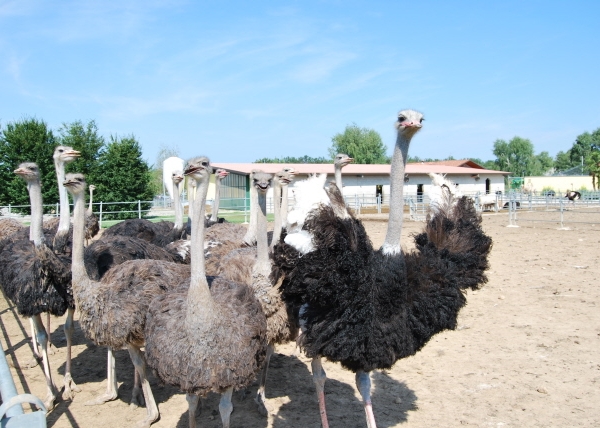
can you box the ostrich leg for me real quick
[31,314,59,410]
[127,344,159,428]
[62,307,81,399]
[255,344,274,415]
[219,387,234,428]
[186,394,200,428]
[29,318,42,361]
[311,357,330,428]
[46,312,55,354]
[85,348,118,405]
[131,367,146,407]
[356,370,377,428]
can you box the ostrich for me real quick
[272,109,492,427]
[63,173,191,421]
[144,156,268,428]
[215,171,297,415]
[206,168,230,226]
[270,169,295,249]
[51,145,81,254]
[0,218,24,239]
[334,153,354,191]
[85,184,100,244]
[0,163,77,409]
[565,190,581,204]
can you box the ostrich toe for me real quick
[62,373,81,400]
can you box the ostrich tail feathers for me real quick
[416,195,492,291]
[427,173,462,217]
[286,174,329,233]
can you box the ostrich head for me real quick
[53,145,81,165]
[274,169,294,186]
[14,162,40,181]
[334,154,354,169]
[171,170,184,185]
[63,173,87,195]
[215,169,229,181]
[250,170,273,195]
[184,156,212,183]
[395,109,424,139]
[88,184,96,192]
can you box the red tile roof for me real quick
[418,159,485,169]
[212,162,509,176]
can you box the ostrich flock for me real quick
[0,110,494,428]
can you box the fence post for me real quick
[138,200,141,219]
[558,198,568,230]
[8,203,11,217]
[377,195,381,214]
[507,192,519,228]
[99,201,103,229]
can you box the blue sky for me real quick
[1,0,599,166]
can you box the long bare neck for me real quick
[243,182,259,245]
[256,190,270,273]
[87,188,94,215]
[28,180,45,246]
[270,183,282,248]
[210,178,221,222]
[55,159,70,234]
[382,132,410,255]
[173,181,183,232]
[71,188,88,284]
[335,166,343,190]
[186,180,194,221]
[187,175,214,323]
[281,185,289,229]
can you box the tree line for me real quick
[256,124,600,189]
[0,118,155,218]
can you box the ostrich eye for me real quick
[398,116,406,122]
[420,118,424,123]
[202,161,208,166]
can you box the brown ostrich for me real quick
[217,170,297,416]
[0,163,76,410]
[64,172,193,425]
[144,156,268,428]
[333,153,354,191]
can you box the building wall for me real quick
[523,176,594,193]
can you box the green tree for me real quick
[585,151,600,190]
[329,123,388,164]
[535,151,554,175]
[94,135,154,219]
[58,120,105,183]
[0,117,59,211]
[492,136,539,176]
[254,155,330,163]
[554,150,573,172]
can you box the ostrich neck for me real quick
[255,190,270,273]
[186,180,195,221]
[210,178,222,222]
[87,188,94,215]
[382,133,411,254]
[281,185,289,229]
[55,160,70,234]
[27,180,45,246]
[270,184,282,247]
[243,181,259,245]
[173,181,183,233]
[335,167,343,190]
[187,174,214,323]
[71,189,88,285]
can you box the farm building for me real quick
[211,160,509,205]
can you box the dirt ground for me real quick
[1,209,600,428]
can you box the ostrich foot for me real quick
[130,385,146,408]
[44,389,59,412]
[62,373,82,400]
[254,394,269,416]
[84,391,118,406]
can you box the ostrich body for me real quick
[334,153,354,191]
[144,157,267,428]
[0,218,24,239]
[65,172,193,425]
[85,184,100,244]
[0,163,76,409]
[565,190,581,204]
[272,110,492,427]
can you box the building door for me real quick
[417,184,424,203]
[376,185,383,203]
[486,178,491,194]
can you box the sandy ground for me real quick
[1,209,600,428]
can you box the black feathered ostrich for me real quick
[0,163,78,410]
[565,190,581,204]
[272,109,492,428]
[144,157,267,428]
